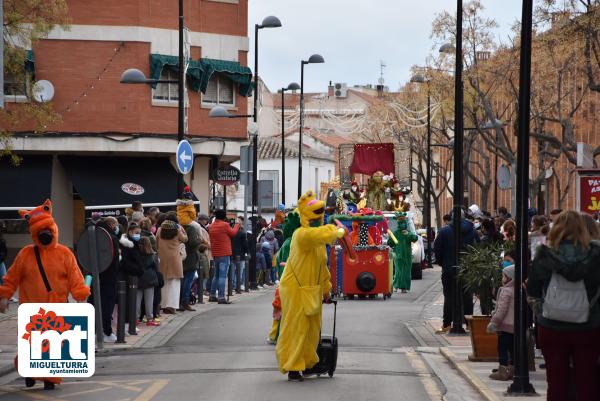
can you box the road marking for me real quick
[61,386,113,398]
[0,385,67,401]
[406,350,443,401]
[132,379,168,401]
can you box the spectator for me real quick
[261,241,274,286]
[497,206,512,220]
[208,209,239,304]
[480,218,503,246]
[263,230,279,284]
[256,245,267,288]
[442,214,452,226]
[136,237,160,326]
[581,213,600,240]
[180,215,201,312]
[131,211,144,223]
[132,201,144,213]
[501,219,516,242]
[529,215,549,260]
[156,219,188,314]
[119,222,146,334]
[549,208,562,228]
[231,216,248,293]
[139,218,157,252]
[487,264,515,381]
[433,209,479,333]
[528,211,600,401]
[147,207,160,234]
[95,217,121,342]
[197,214,212,296]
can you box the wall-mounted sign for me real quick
[213,166,240,186]
[578,173,600,214]
[121,183,145,195]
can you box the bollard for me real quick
[244,255,250,292]
[116,280,127,343]
[235,256,241,293]
[128,276,138,336]
[197,268,205,304]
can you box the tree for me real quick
[1,0,69,161]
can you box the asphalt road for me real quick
[0,268,481,401]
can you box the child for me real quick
[256,246,267,288]
[487,263,515,381]
[261,241,273,286]
[137,237,160,326]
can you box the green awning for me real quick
[199,58,253,97]
[25,50,35,80]
[149,54,204,92]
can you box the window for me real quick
[327,170,332,182]
[153,68,179,103]
[202,74,234,106]
[259,170,279,209]
[3,70,28,102]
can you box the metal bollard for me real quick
[244,255,250,292]
[128,276,138,335]
[235,256,241,293]
[197,269,205,304]
[116,280,127,343]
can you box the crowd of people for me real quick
[434,205,600,401]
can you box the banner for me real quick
[579,175,600,215]
[349,143,395,176]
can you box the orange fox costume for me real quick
[0,199,90,386]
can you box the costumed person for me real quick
[268,211,301,344]
[366,171,387,211]
[343,181,361,206]
[275,190,345,382]
[389,179,404,211]
[373,210,388,245]
[0,200,90,390]
[272,204,286,230]
[388,212,418,293]
[350,220,375,246]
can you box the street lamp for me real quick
[298,54,325,199]
[280,82,301,206]
[119,0,186,199]
[410,73,433,270]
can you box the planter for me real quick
[465,315,498,362]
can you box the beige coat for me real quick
[156,226,188,280]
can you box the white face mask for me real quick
[351,186,357,192]
[474,222,481,230]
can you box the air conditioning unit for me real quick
[334,82,348,98]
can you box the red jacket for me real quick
[208,220,240,257]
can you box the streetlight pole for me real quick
[450,0,466,335]
[280,82,301,207]
[507,0,536,395]
[177,0,185,198]
[297,54,324,199]
[426,85,433,269]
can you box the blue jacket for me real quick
[433,220,479,272]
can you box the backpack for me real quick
[542,272,600,323]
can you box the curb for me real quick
[440,347,502,401]
[0,362,15,378]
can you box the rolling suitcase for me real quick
[311,300,338,377]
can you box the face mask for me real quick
[351,186,357,192]
[114,226,120,235]
[38,230,53,246]
[502,260,513,268]
[131,234,141,241]
[474,222,481,230]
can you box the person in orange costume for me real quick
[350,220,375,246]
[0,199,90,390]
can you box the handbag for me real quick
[290,264,323,317]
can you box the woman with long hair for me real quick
[528,211,600,401]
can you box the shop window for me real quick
[202,74,234,107]
[153,68,179,103]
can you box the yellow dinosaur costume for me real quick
[275,191,344,375]
[0,199,90,388]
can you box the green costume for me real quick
[387,212,418,291]
[367,171,387,211]
[275,211,301,278]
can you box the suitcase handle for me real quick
[321,299,337,340]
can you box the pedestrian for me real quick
[256,245,267,288]
[146,207,160,234]
[497,206,512,220]
[95,217,121,342]
[197,214,212,296]
[581,213,600,240]
[136,236,160,326]
[139,217,157,252]
[548,208,562,228]
[120,222,145,333]
[156,218,188,314]
[480,218,503,246]
[433,209,479,333]
[528,211,600,401]
[501,219,516,242]
[231,216,248,293]
[261,241,274,286]
[487,264,515,381]
[208,209,239,304]
[529,215,549,260]
[177,189,201,312]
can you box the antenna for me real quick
[32,80,55,103]
[379,60,386,85]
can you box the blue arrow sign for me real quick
[176,140,194,174]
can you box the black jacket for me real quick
[528,241,600,330]
[120,242,145,277]
[0,237,7,264]
[433,219,479,273]
[231,227,248,258]
[138,254,160,289]
[183,224,202,273]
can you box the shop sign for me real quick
[579,175,600,214]
[121,183,145,195]
[213,166,240,186]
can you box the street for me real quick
[0,269,482,401]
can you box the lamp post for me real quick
[120,0,186,198]
[507,0,536,395]
[298,54,325,199]
[440,0,466,335]
[410,73,433,269]
[280,82,301,206]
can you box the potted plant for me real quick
[458,243,503,361]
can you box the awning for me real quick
[149,54,204,91]
[59,156,196,210]
[0,155,52,211]
[199,58,253,97]
[25,50,35,80]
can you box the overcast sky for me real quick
[248,0,523,93]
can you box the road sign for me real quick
[177,140,194,174]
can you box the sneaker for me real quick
[154,316,161,323]
[208,296,218,303]
[401,289,408,293]
[103,333,117,343]
[146,320,161,327]
[43,381,55,390]
[275,280,280,285]
[25,378,36,388]
[288,371,303,382]
[218,299,232,304]
[240,285,245,291]
[435,325,451,334]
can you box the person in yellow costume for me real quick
[275,190,345,382]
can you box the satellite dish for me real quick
[497,165,512,190]
[32,80,55,103]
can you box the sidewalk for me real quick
[425,293,547,400]
[0,287,273,377]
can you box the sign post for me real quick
[176,140,194,175]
